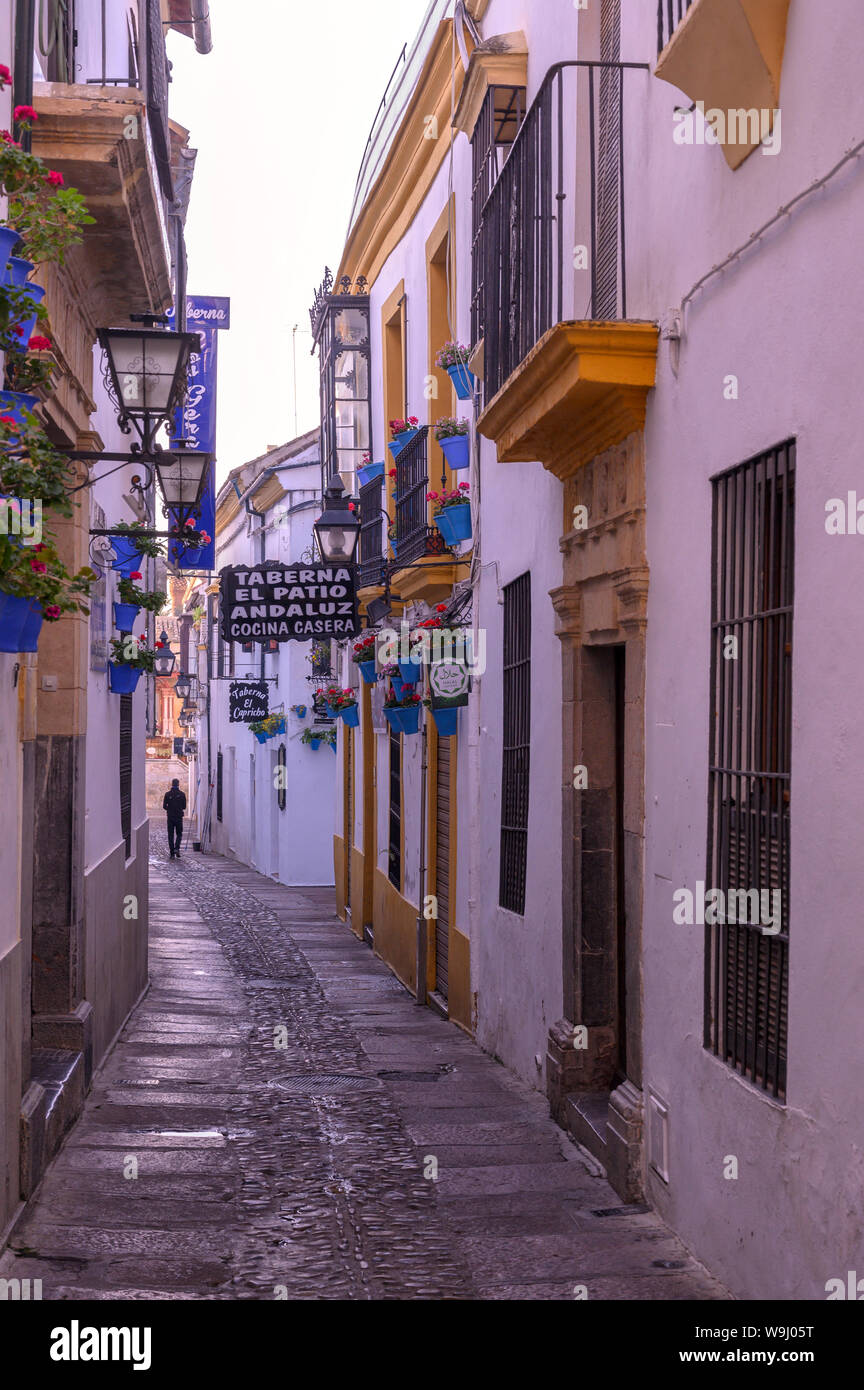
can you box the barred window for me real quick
[499,573,531,913]
[470,83,525,352]
[705,441,794,1099]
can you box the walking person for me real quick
[163,778,187,859]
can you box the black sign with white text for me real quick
[219,562,359,644]
[228,680,269,723]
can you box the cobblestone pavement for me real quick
[0,838,729,1300]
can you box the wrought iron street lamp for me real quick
[153,630,176,677]
[154,447,214,530]
[174,672,191,700]
[98,323,201,454]
[314,476,361,564]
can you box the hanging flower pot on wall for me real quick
[359,660,377,685]
[18,598,44,653]
[113,601,140,632]
[108,662,142,695]
[0,228,21,285]
[340,702,360,728]
[435,502,472,546]
[431,705,459,737]
[397,657,422,685]
[357,460,385,488]
[388,417,420,459]
[111,536,143,575]
[446,363,475,400]
[0,591,31,652]
[385,703,422,736]
[438,432,470,471]
[0,389,39,428]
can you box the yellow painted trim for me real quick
[655,0,791,170]
[477,321,659,480]
[333,834,346,921]
[336,21,471,291]
[425,196,461,503]
[390,559,470,606]
[372,868,418,993]
[382,279,406,524]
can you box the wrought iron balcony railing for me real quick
[357,473,386,589]
[393,427,449,568]
[474,59,649,402]
[658,0,696,55]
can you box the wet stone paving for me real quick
[0,837,729,1300]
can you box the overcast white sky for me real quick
[167,0,432,483]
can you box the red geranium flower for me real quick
[45,170,64,187]
[44,604,60,620]
[13,105,38,124]
[30,558,47,573]
[28,335,51,351]
[0,65,12,86]
[129,571,142,580]
[436,604,447,612]
[184,518,196,528]
[156,641,165,649]
[0,415,19,429]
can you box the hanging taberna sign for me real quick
[228,680,269,723]
[219,562,359,643]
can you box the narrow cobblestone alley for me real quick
[0,843,728,1301]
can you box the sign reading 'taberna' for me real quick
[219,562,359,643]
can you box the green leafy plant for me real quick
[0,533,93,616]
[427,483,470,513]
[109,634,162,672]
[435,342,471,370]
[384,687,422,709]
[0,412,77,515]
[301,725,336,748]
[3,336,55,393]
[352,632,377,663]
[116,573,166,613]
[112,519,165,559]
[0,120,94,267]
[433,417,469,441]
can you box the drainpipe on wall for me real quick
[415,723,429,1005]
[190,0,213,56]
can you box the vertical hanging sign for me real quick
[166,295,230,571]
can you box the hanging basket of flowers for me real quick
[434,417,470,471]
[388,416,420,459]
[327,687,360,728]
[435,343,475,400]
[108,634,161,694]
[352,631,378,684]
[114,572,166,632]
[384,687,422,735]
[429,482,472,546]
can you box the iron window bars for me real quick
[499,572,532,915]
[658,0,696,56]
[473,60,649,402]
[393,426,449,567]
[470,84,526,354]
[358,473,386,589]
[705,441,795,1100]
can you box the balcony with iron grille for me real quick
[390,427,470,606]
[30,0,180,322]
[474,60,658,483]
[356,472,387,603]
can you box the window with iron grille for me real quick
[216,750,223,822]
[705,441,794,1100]
[388,729,401,891]
[119,692,133,859]
[470,84,526,354]
[499,573,531,913]
[657,0,696,55]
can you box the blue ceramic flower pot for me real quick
[398,659,423,685]
[435,502,472,546]
[326,703,339,719]
[386,704,421,735]
[0,389,39,428]
[108,663,142,694]
[359,660,377,685]
[388,428,419,459]
[0,591,31,652]
[330,740,337,754]
[0,228,21,285]
[111,536,144,574]
[17,600,44,653]
[446,363,475,400]
[113,601,140,632]
[390,538,398,559]
[390,675,408,701]
[431,706,459,737]
[439,432,470,470]
[253,731,268,744]
[18,599,44,653]
[340,703,360,728]
[309,738,321,751]
[7,256,33,288]
[10,281,45,347]
[357,461,385,487]
[271,716,286,734]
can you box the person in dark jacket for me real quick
[163,779,187,858]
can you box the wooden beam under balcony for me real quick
[477,321,659,482]
[32,82,173,321]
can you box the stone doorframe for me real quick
[545,432,648,1201]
